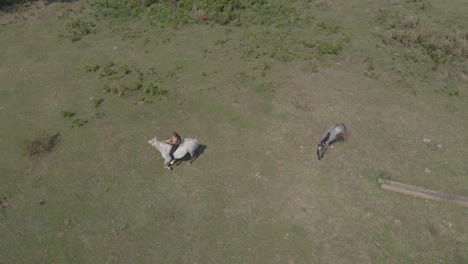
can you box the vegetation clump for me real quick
[71,118,88,127]
[99,61,117,78]
[62,111,88,127]
[87,61,169,101]
[316,41,342,55]
[84,63,100,72]
[25,133,60,156]
[317,21,340,34]
[93,98,104,108]
[144,82,168,96]
[376,9,467,64]
[61,111,76,118]
[61,19,95,42]
[93,0,265,25]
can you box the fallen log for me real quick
[378,179,468,208]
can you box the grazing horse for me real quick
[148,136,199,169]
[317,123,348,160]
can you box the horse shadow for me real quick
[174,144,207,167]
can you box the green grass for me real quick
[0,0,467,263]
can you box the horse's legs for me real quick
[163,157,172,169]
[187,149,197,165]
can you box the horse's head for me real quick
[317,144,327,160]
[148,136,158,147]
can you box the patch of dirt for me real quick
[26,132,60,156]
[428,224,439,236]
[56,231,65,238]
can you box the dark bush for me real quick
[0,0,29,10]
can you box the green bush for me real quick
[316,41,342,55]
[61,111,76,118]
[84,63,100,72]
[61,19,95,42]
[143,82,168,96]
[103,83,112,93]
[0,0,31,10]
[99,61,117,78]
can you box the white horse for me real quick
[148,136,199,169]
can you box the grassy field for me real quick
[0,0,467,263]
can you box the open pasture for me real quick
[0,0,467,263]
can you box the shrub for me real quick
[316,41,342,55]
[61,19,95,42]
[84,63,100,72]
[136,97,154,104]
[93,98,104,108]
[120,64,131,74]
[99,61,117,78]
[61,111,76,118]
[103,83,112,93]
[144,82,168,96]
[71,118,88,127]
[0,0,33,11]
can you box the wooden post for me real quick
[378,179,468,208]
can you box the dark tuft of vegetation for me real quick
[317,21,340,34]
[71,118,88,127]
[0,0,34,11]
[99,61,117,78]
[316,41,342,55]
[62,111,88,127]
[144,82,168,96]
[84,63,100,72]
[61,111,76,118]
[60,19,95,42]
[25,133,60,156]
[93,98,104,108]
